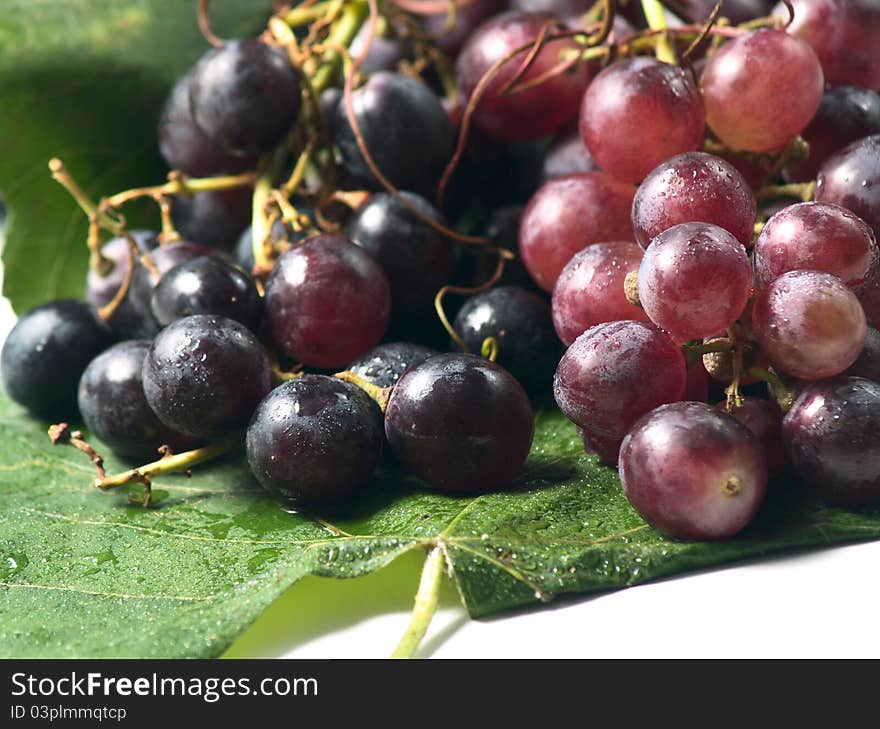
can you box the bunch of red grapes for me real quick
[3,0,880,541]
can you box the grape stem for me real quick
[640,0,677,64]
[104,170,256,209]
[48,423,106,480]
[391,544,447,659]
[311,0,369,93]
[334,371,393,411]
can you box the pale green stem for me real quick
[641,0,677,64]
[391,545,446,659]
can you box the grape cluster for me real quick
[4,0,880,539]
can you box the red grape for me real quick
[540,128,597,182]
[577,427,622,466]
[716,397,787,476]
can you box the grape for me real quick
[816,135,880,240]
[455,11,593,142]
[577,427,622,466]
[777,0,880,90]
[483,205,532,287]
[619,402,767,540]
[632,152,756,249]
[701,29,824,153]
[347,342,438,387]
[85,230,158,308]
[234,218,303,274]
[78,341,197,460]
[782,377,880,504]
[858,277,880,328]
[753,201,879,291]
[540,128,597,182]
[685,0,773,24]
[511,0,589,15]
[331,71,454,194]
[142,314,271,438]
[1,300,114,419]
[717,397,787,476]
[350,21,412,73]
[385,353,534,492]
[553,321,687,438]
[158,72,256,176]
[551,241,648,345]
[171,187,252,251]
[345,192,453,315]
[423,0,508,58]
[264,234,391,369]
[684,360,711,403]
[189,39,301,156]
[579,58,705,183]
[150,256,262,332]
[520,172,636,291]
[844,326,880,381]
[785,86,880,182]
[751,270,867,380]
[452,285,561,391]
[638,222,752,341]
[246,376,384,505]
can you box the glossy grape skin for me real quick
[385,354,534,492]
[1,300,115,419]
[158,72,256,176]
[150,256,262,332]
[540,128,597,182]
[638,222,752,341]
[520,172,636,291]
[171,187,252,251]
[752,270,867,380]
[632,152,756,249]
[189,39,301,155]
[753,202,878,291]
[246,376,383,505]
[554,321,687,438]
[345,192,453,314]
[782,377,880,504]
[579,58,705,183]
[577,426,622,466]
[455,11,593,142]
[264,234,391,369]
[350,22,412,74]
[844,326,880,381]
[142,315,271,439]
[423,0,508,58]
[785,86,880,182]
[776,0,880,90]
[85,230,158,308]
[331,71,454,194]
[717,397,787,476]
[551,241,648,345]
[619,402,767,541]
[348,342,438,387]
[77,341,196,460]
[452,286,561,392]
[816,135,880,240]
[702,30,823,153]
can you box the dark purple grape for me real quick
[142,314,271,438]
[619,402,767,540]
[347,342,438,387]
[577,426,622,466]
[580,58,705,183]
[484,204,531,286]
[385,354,533,492]
[684,0,772,24]
[234,218,299,274]
[331,71,454,194]
[85,230,158,308]
[701,29,824,153]
[78,341,197,460]
[716,397,787,476]
[632,152,757,249]
[520,172,636,292]
[844,326,880,381]
[753,201,878,290]
[189,39,301,155]
[424,0,509,58]
[345,192,453,315]
[158,72,256,176]
[782,377,880,504]
[150,256,262,332]
[777,0,880,90]
[540,128,597,182]
[785,85,880,181]
[264,234,391,369]
[452,285,561,392]
[511,0,588,17]
[752,270,867,380]
[554,321,687,438]
[455,11,593,142]
[246,376,383,505]
[171,186,252,251]
[350,21,412,73]
[638,222,752,341]
[2,300,114,418]
[816,135,880,240]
